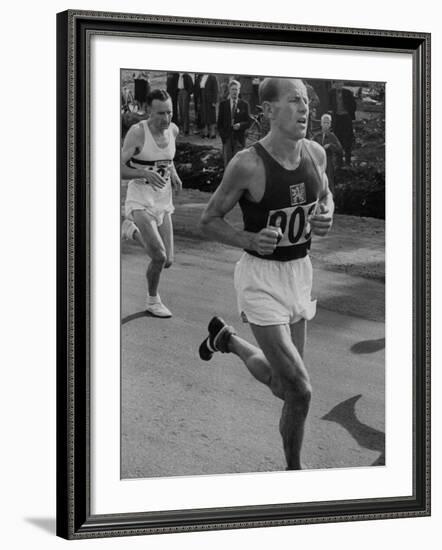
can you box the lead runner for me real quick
[198,78,334,470]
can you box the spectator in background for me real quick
[328,80,356,165]
[133,71,150,113]
[197,73,219,139]
[166,72,194,135]
[217,80,251,167]
[313,113,343,192]
[121,86,134,112]
[252,77,261,114]
[166,72,179,125]
[219,74,231,101]
[193,73,203,132]
[236,75,257,115]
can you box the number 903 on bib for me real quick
[267,201,318,247]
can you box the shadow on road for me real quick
[351,338,385,354]
[122,311,171,325]
[322,394,385,466]
[317,276,384,323]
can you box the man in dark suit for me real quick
[196,73,219,138]
[328,80,356,165]
[166,72,194,134]
[133,71,150,113]
[217,80,251,167]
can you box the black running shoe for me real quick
[198,316,236,361]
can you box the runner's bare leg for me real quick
[132,210,167,297]
[227,335,274,387]
[226,318,307,401]
[127,219,172,268]
[250,322,311,470]
[157,212,174,268]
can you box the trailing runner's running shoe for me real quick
[145,300,172,318]
[199,316,236,361]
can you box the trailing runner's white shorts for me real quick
[233,252,317,326]
[125,179,174,226]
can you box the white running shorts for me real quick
[125,179,174,226]
[234,252,317,326]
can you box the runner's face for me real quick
[149,99,173,130]
[271,80,309,140]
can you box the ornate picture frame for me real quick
[56,10,430,539]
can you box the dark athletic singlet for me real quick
[240,141,323,261]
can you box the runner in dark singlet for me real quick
[198,78,334,470]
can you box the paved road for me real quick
[121,231,385,478]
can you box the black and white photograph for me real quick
[120,70,386,478]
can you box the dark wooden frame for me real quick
[56,9,431,540]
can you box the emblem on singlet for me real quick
[289,183,306,206]
[146,159,172,183]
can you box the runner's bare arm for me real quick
[200,150,281,255]
[308,140,334,235]
[121,124,147,180]
[168,124,182,192]
[171,123,179,140]
[317,146,334,214]
[120,123,167,188]
[171,162,183,194]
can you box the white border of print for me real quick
[90,34,413,515]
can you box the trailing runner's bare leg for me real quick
[157,212,174,268]
[130,210,172,318]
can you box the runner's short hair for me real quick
[259,78,305,103]
[147,89,171,105]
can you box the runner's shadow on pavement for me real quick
[322,394,385,466]
[351,338,385,354]
[122,311,170,325]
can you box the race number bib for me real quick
[145,159,172,183]
[267,201,318,247]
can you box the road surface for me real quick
[121,211,385,478]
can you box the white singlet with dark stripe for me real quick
[124,120,177,223]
